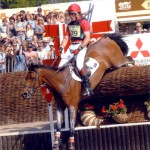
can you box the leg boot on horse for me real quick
[80,67,94,97]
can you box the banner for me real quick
[123,33,150,65]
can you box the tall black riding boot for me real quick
[80,67,93,97]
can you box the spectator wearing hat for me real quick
[37,7,46,22]
[48,41,56,59]
[133,22,143,34]
[42,37,50,52]
[36,41,48,63]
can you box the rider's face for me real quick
[69,12,77,21]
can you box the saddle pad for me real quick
[70,57,99,82]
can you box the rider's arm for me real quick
[60,35,69,49]
[80,31,90,48]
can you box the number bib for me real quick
[69,25,81,38]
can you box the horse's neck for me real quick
[39,68,69,92]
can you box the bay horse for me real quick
[22,34,135,150]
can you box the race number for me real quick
[69,25,81,37]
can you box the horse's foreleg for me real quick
[118,56,135,67]
[68,106,76,150]
[53,107,63,150]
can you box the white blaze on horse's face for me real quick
[22,71,38,99]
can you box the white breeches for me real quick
[58,43,86,71]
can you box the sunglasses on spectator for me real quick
[13,45,17,47]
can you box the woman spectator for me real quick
[58,11,65,23]
[15,14,26,42]
[25,13,36,30]
[0,18,9,39]
[35,17,45,40]
[25,23,34,41]
[8,17,16,38]
[44,15,51,25]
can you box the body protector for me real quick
[68,19,85,41]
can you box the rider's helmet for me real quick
[67,3,81,13]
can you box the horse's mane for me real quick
[103,33,129,56]
[28,63,68,72]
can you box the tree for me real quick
[1,0,88,9]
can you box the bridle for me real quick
[23,69,40,99]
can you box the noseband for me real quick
[25,70,40,98]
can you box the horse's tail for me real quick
[80,110,104,126]
[103,33,129,56]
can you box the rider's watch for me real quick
[78,45,83,51]
[59,46,63,52]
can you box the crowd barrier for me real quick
[0,55,27,73]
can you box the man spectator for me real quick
[37,7,46,22]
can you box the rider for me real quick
[58,3,93,96]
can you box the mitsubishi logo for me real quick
[130,38,150,58]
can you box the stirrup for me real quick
[82,87,93,97]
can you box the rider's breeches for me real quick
[58,43,86,71]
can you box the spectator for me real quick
[0,44,6,73]
[48,41,56,59]
[58,11,65,23]
[25,13,36,30]
[36,41,48,63]
[44,15,51,25]
[5,43,14,72]
[133,22,143,34]
[53,13,62,25]
[37,7,46,22]
[25,23,34,41]
[35,18,45,40]
[13,43,27,71]
[20,10,26,22]
[42,37,50,53]
[0,18,9,39]
[11,36,20,51]
[8,17,16,38]
[23,43,37,65]
[15,14,26,42]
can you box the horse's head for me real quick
[22,64,41,99]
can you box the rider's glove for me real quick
[59,46,63,53]
[72,45,83,55]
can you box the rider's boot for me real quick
[80,67,93,97]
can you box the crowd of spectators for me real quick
[0,7,69,73]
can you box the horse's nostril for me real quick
[22,93,27,99]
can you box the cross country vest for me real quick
[68,18,85,41]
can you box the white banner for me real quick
[0,0,115,31]
[123,33,150,66]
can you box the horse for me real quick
[22,33,135,150]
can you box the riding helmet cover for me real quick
[67,3,81,13]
